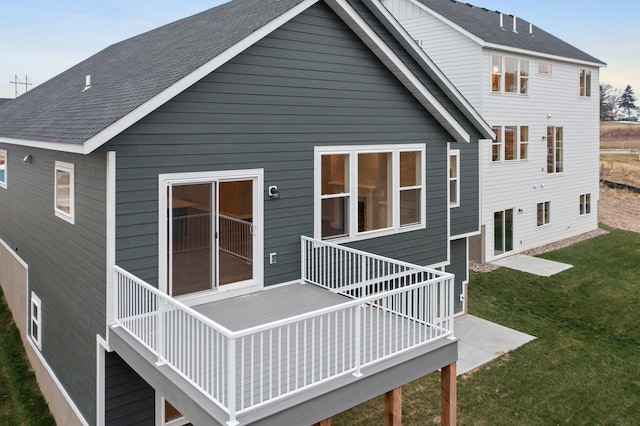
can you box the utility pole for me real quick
[9,75,32,98]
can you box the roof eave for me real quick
[483,42,606,67]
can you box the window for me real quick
[0,150,6,188]
[504,126,517,161]
[547,127,563,174]
[55,161,75,224]
[30,292,42,350]
[491,55,529,94]
[449,150,459,207]
[579,69,592,97]
[491,126,502,162]
[537,201,550,227]
[520,126,529,160]
[493,126,528,162]
[580,193,591,215]
[538,62,552,75]
[316,145,425,241]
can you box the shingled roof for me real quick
[0,0,494,151]
[0,0,306,146]
[411,0,605,65]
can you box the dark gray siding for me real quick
[0,144,106,424]
[105,2,452,285]
[105,352,155,425]
[450,140,480,236]
[447,237,467,314]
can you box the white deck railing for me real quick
[113,237,454,426]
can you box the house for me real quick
[382,0,606,263]
[0,0,493,424]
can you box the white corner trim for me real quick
[82,0,320,154]
[96,336,110,426]
[327,0,471,143]
[371,0,493,139]
[26,337,90,426]
[105,152,116,335]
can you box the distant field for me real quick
[600,121,640,149]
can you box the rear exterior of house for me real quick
[383,0,605,263]
[0,1,492,424]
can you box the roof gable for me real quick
[0,0,491,153]
[409,0,605,66]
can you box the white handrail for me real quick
[113,236,455,423]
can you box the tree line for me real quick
[601,84,637,121]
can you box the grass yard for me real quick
[334,226,640,425]
[0,291,55,425]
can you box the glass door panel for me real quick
[169,183,213,296]
[218,180,254,286]
[494,209,514,256]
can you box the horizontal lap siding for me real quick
[108,2,451,286]
[447,237,467,314]
[0,144,106,425]
[450,140,480,236]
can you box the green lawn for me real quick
[0,291,55,425]
[334,226,640,425]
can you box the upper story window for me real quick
[492,126,529,162]
[492,55,529,94]
[0,150,6,189]
[449,150,459,207]
[537,62,552,76]
[55,161,75,224]
[316,145,425,241]
[547,127,563,174]
[579,69,592,97]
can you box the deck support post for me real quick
[441,362,457,426]
[384,386,402,425]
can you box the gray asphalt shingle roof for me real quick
[413,0,605,65]
[0,0,305,145]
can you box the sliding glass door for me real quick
[166,177,257,297]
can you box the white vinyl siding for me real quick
[381,0,600,261]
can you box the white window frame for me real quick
[520,126,529,160]
[30,292,42,350]
[54,161,75,224]
[547,126,564,174]
[537,62,553,76]
[493,126,529,162]
[314,144,426,242]
[491,55,529,95]
[0,149,6,189]
[579,69,592,97]
[536,201,551,227]
[449,150,460,208]
[579,193,591,215]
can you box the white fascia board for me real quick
[406,0,485,46]
[0,137,85,154]
[327,0,470,143]
[370,0,494,140]
[484,43,606,68]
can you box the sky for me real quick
[1,0,638,99]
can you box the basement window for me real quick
[30,292,42,350]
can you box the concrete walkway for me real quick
[491,254,572,277]
[454,315,536,376]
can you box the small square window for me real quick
[0,150,6,188]
[30,292,42,350]
[55,161,75,224]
